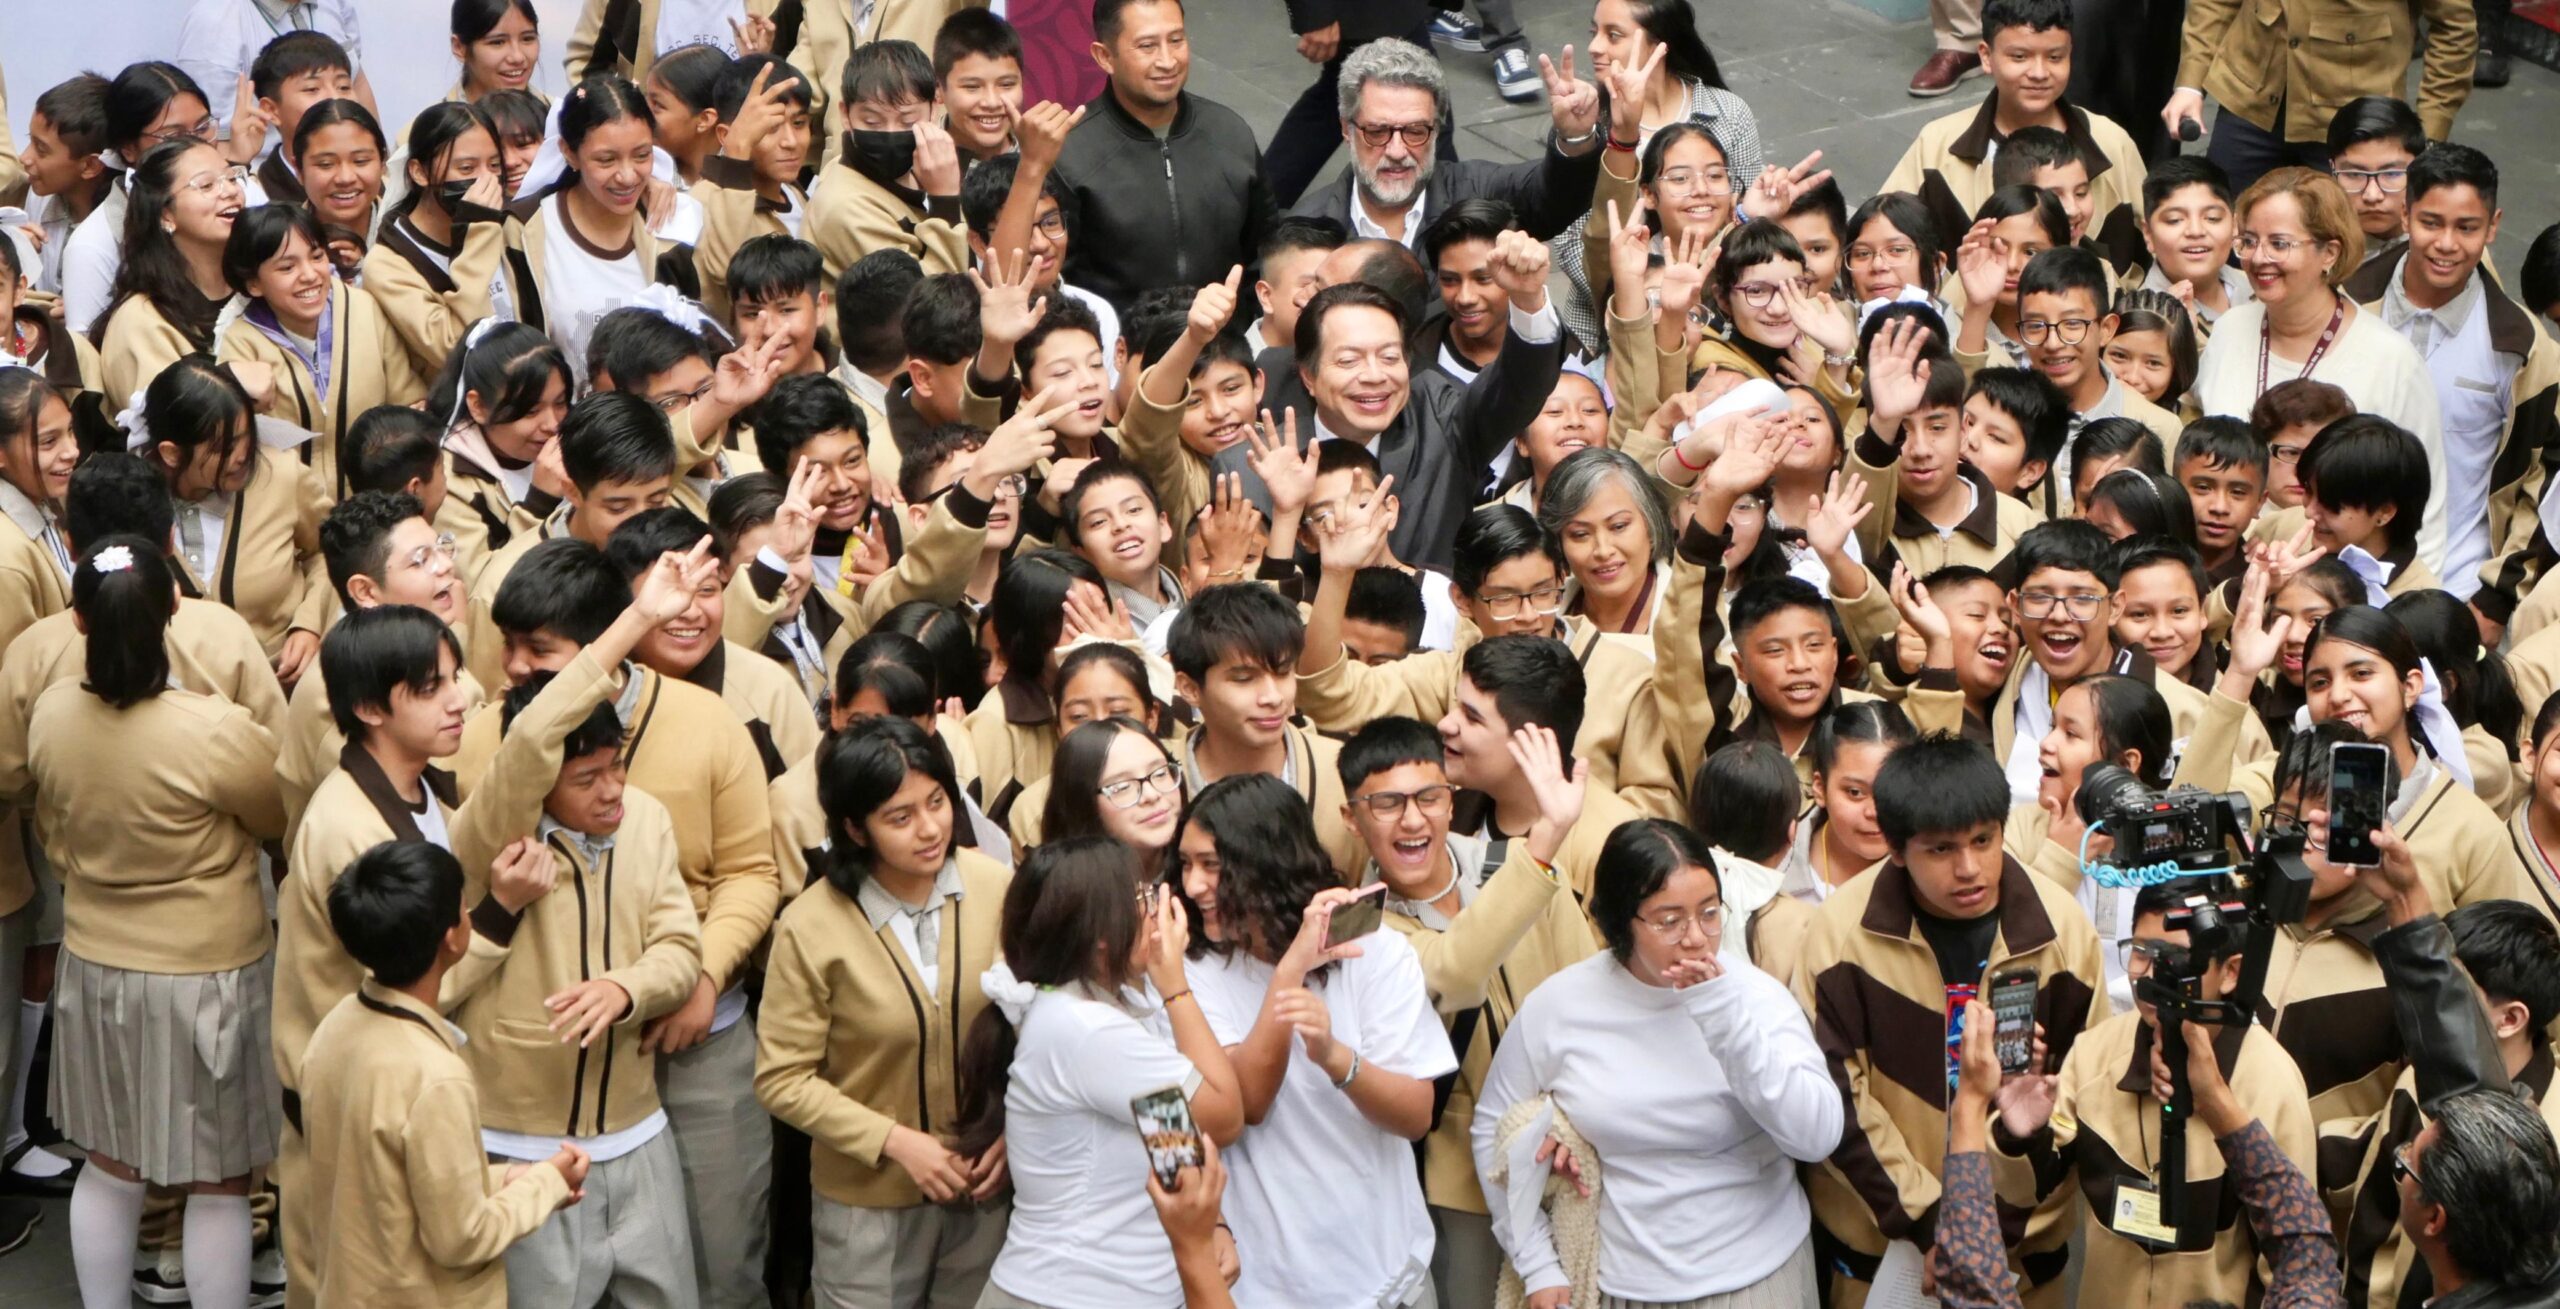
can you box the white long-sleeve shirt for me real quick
[1472,951,1842,1303]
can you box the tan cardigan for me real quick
[753,848,1008,1208]
[363,217,525,382]
[296,981,570,1309]
[175,443,334,659]
[217,281,430,500]
[97,295,205,408]
[802,155,969,284]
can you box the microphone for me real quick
[2178,116,2203,142]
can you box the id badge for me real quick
[2110,1177,2177,1245]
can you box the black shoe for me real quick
[2477,48,2512,87]
[0,1142,79,1197]
[0,1197,40,1257]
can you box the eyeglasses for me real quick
[1849,240,1917,267]
[1476,583,1565,618]
[647,377,716,414]
[1732,278,1811,308]
[2018,317,2096,346]
[1654,166,1733,195]
[2269,441,2306,466]
[2235,233,2321,258]
[2016,590,2106,620]
[398,533,459,572]
[2116,938,2189,979]
[180,165,254,198]
[1637,903,1724,938]
[1032,210,1068,238]
[2335,168,2408,195]
[1352,120,1435,150]
[1353,783,1455,819]
[1098,762,1180,809]
[147,116,219,146]
[2391,1143,2420,1187]
[1729,494,1767,520]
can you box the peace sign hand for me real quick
[1600,41,1666,143]
[719,62,804,161]
[1739,151,1833,221]
[1541,46,1600,139]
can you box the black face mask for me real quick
[435,178,505,227]
[844,129,917,183]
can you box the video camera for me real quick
[2073,763,2316,1238]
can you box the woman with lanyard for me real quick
[215,204,425,501]
[2190,168,2446,568]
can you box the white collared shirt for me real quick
[1350,190,1430,251]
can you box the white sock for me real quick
[68,1167,146,1309]
[181,1193,253,1309]
[5,997,39,1155]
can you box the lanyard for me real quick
[2255,296,2345,396]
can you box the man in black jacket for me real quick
[1052,0,1279,312]
[1285,37,1603,249]
[1208,228,1562,575]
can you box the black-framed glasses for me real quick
[1732,278,1812,308]
[2017,590,2106,620]
[1099,763,1179,809]
[2391,1143,2417,1186]
[647,377,716,414]
[2269,441,2307,466]
[2019,317,2096,346]
[1352,784,1455,820]
[2335,168,2409,195]
[1352,120,1435,150]
[2116,938,2189,979]
[1032,210,1068,237]
[923,473,1026,504]
[1476,583,1565,618]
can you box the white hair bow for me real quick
[632,283,716,337]
[2334,544,2396,609]
[89,544,135,574]
[444,318,512,435]
[1857,284,1936,330]
[114,390,152,454]
[978,960,1038,1026]
[2412,657,2475,790]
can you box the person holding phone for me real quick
[956,837,1245,1309]
[1177,774,1459,1309]
[1471,818,1841,1308]
[1984,879,2318,1309]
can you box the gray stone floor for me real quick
[1,1,2555,1304]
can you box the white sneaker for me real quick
[250,1243,286,1309]
[131,1246,189,1305]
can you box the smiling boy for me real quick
[1852,339,2045,580]
[2017,247,2181,505]
[931,10,1023,165]
[1124,268,1266,559]
[2171,418,2268,583]
[694,55,817,325]
[246,31,355,204]
[1166,583,1360,874]
[608,507,823,781]
[2127,157,2248,333]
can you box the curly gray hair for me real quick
[1537,448,1674,567]
[1336,37,1447,123]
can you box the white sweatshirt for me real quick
[1472,951,1842,1303]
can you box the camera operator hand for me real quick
[2149,1017,2250,1138]
[2359,825,2433,927]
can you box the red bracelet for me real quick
[1671,442,1707,472]
[1606,136,1640,152]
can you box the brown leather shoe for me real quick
[1908,49,1984,97]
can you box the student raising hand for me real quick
[1864,315,1931,429]
[1313,471,1397,574]
[1506,723,1588,868]
[1605,198,1656,321]
[717,63,804,164]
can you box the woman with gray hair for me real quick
[1538,448,1674,645]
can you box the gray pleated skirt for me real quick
[51,949,281,1185]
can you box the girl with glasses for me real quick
[61,61,241,337]
[96,139,249,403]
[1030,708,1182,861]
[1473,818,1838,1309]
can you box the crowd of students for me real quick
[3,0,2560,1306]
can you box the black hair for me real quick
[1708,219,1809,306]
[329,840,467,986]
[713,54,813,123]
[0,370,58,472]
[1260,215,1347,266]
[1166,581,1303,683]
[104,61,210,160]
[1975,182,2072,249]
[2141,155,2234,217]
[2447,900,2560,1033]
[842,38,936,109]
[1094,0,1185,44]
[1015,295,1104,373]
[2298,415,2430,556]
[601,507,713,585]
[2169,423,2261,499]
[1041,715,1174,846]
[2071,417,2165,489]
[727,237,828,315]
[1589,819,1722,962]
[33,73,113,164]
[139,354,257,485]
[1689,741,1799,865]
[2406,141,2500,211]
[1784,177,1851,246]
[751,374,868,476]
[2016,244,2110,312]
[339,407,445,500]
[1338,239,1435,329]
[428,321,574,437]
[1847,192,1947,290]
[100,139,233,350]
[288,97,387,167]
[1981,0,2073,42]
[2112,534,2208,603]
[1181,773,1339,962]
[819,714,965,892]
[1728,575,1835,646]
[2324,95,2426,159]
[1295,281,1409,366]
[250,30,351,103]
[2087,469,2195,545]
[958,153,1068,242]
[2536,690,2560,751]
[1808,697,1917,776]
[1452,504,1561,598]
[589,304,718,391]
[896,422,986,504]
[901,272,983,367]
[1121,287,1197,371]
[2304,606,2425,755]
[1336,715,1444,794]
[648,44,730,115]
[990,548,1102,691]
[490,537,629,644]
[2387,589,2524,758]
[558,392,678,493]
[935,8,1026,78]
[1184,332,1258,385]
[390,101,500,227]
[705,471,784,561]
[219,203,327,299]
[837,249,926,374]
[2271,718,2385,805]
[2010,517,2120,590]
[1459,635,1587,749]
[320,491,429,606]
[1967,366,2072,476]
[877,600,982,711]
[955,833,1147,1157]
[62,452,172,553]
[1420,197,1516,274]
[1990,126,2086,192]
[2525,223,2560,319]
[1858,300,1955,370]
[836,628,941,713]
[322,604,465,739]
[1874,346,1967,417]
[1873,731,2011,848]
[73,535,178,710]
[1056,643,1156,720]
[452,0,539,42]
[544,74,652,200]
[1617,0,1727,89]
[1344,567,1428,653]
[2076,673,2176,787]
[478,89,548,150]
[514,680,626,767]
[1314,437,1384,487]
[1058,458,1162,534]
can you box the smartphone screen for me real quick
[1991,969,2038,1074]
[1323,884,1388,951]
[1131,1085,1201,1189]
[2328,742,2390,867]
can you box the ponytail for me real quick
[73,536,176,709]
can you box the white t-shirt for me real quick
[1189,931,1457,1309]
[654,0,749,55]
[537,192,651,378]
[60,183,128,337]
[987,983,1205,1309]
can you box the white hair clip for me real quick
[632,284,716,337]
[445,318,513,435]
[90,544,135,574]
[113,390,152,455]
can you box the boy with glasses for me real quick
[2326,97,2429,253]
[2014,247,2181,506]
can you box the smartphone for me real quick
[1322,883,1389,951]
[1989,968,2039,1075]
[2327,741,2391,867]
[1130,1085,1201,1189]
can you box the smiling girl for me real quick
[96,139,247,402]
[216,205,425,499]
[366,103,526,379]
[1029,710,1182,862]
[0,371,78,644]
[1539,447,1671,645]
[286,100,388,275]
[1845,192,1946,311]
[451,0,545,102]
[508,74,669,370]
[426,320,574,551]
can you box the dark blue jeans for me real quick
[2205,105,2334,192]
